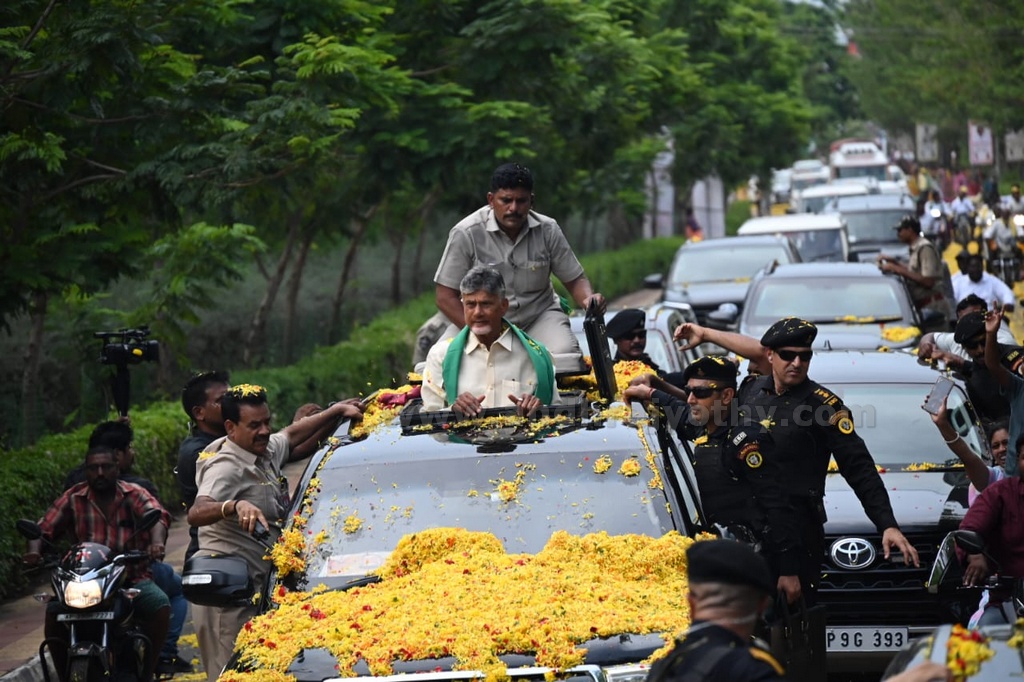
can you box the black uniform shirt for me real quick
[737,374,898,533]
[646,621,786,682]
[652,389,801,575]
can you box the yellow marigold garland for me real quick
[230,529,696,682]
[618,458,642,477]
[946,624,994,680]
[593,455,613,474]
[881,325,921,344]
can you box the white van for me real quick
[737,213,850,263]
[795,181,874,214]
[829,139,890,182]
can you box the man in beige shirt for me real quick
[423,266,561,417]
[187,384,364,681]
[878,214,953,324]
[433,163,604,369]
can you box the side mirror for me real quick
[643,273,664,290]
[952,530,986,555]
[707,303,739,327]
[17,519,42,541]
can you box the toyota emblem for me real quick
[830,537,876,570]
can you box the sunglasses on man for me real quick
[775,349,813,363]
[682,385,721,399]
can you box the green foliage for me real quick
[726,200,753,236]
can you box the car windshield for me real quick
[669,245,790,284]
[792,176,827,192]
[835,165,888,181]
[745,277,906,323]
[300,445,675,587]
[826,384,986,466]
[777,229,844,262]
[844,210,913,243]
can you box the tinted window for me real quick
[301,447,676,586]
[825,385,985,466]
[781,229,844,262]
[669,245,791,284]
[836,165,887,181]
[844,210,915,243]
[746,277,906,323]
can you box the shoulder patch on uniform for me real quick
[1003,348,1024,374]
[747,647,785,675]
[694,434,709,446]
[740,442,763,469]
[812,386,839,407]
[830,409,855,435]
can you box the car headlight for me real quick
[604,663,651,682]
[64,579,103,609]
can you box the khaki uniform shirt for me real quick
[434,207,585,328]
[907,236,943,306]
[421,325,562,411]
[194,432,290,580]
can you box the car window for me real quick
[825,384,985,466]
[301,447,677,586]
[835,165,887,181]
[782,229,844,262]
[669,245,791,284]
[844,210,914,243]
[746,278,905,323]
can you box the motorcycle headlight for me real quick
[930,208,942,218]
[1013,215,1024,228]
[64,579,103,609]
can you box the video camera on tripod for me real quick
[94,327,160,416]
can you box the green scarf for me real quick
[442,320,554,406]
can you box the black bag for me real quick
[769,595,827,682]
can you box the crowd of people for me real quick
[26,160,1024,682]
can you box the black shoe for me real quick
[157,656,194,676]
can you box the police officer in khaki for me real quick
[433,163,604,370]
[673,317,920,602]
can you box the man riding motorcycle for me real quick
[23,446,171,682]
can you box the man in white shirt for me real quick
[918,294,1016,361]
[952,253,1015,312]
[950,185,975,218]
[422,266,560,416]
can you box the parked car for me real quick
[737,213,850,263]
[654,235,802,328]
[184,350,710,682]
[795,180,874,214]
[570,302,704,372]
[729,262,923,350]
[829,192,917,263]
[808,350,985,673]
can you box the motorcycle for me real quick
[18,509,163,682]
[928,529,1024,628]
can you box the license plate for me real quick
[57,611,114,622]
[826,627,908,651]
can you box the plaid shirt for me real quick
[37,480,170,582]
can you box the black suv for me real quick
[809,350,984,672]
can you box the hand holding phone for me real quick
[922,376,955,416]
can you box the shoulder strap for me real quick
[647,636,738,682]
[442,327,472,404]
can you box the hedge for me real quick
[0,236,684,599]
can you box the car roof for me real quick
[763,262,886,279]
[804,349,941,385]
[799,182,872,199]
[738,214,846,234]
[832,193,917,211]
[678,234,795,249]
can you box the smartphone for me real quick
[922,376,955,415]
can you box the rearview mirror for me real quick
[952,530,986,555]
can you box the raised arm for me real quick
[563,275,605,314]
[282,400,364,452]
[436,284,466,328]
[673,322,768,365]
[927,399,992,493]
[983,305,1011,389]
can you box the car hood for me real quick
[663,280,751,306]
[282,633,668,681]
[742,322,919,349]
[823,470,968,535]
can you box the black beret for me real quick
[687,539,774,596]
[760,317,818,349]
[681,355,738,387]
[953,311,986,344]
[605,308,647,340]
